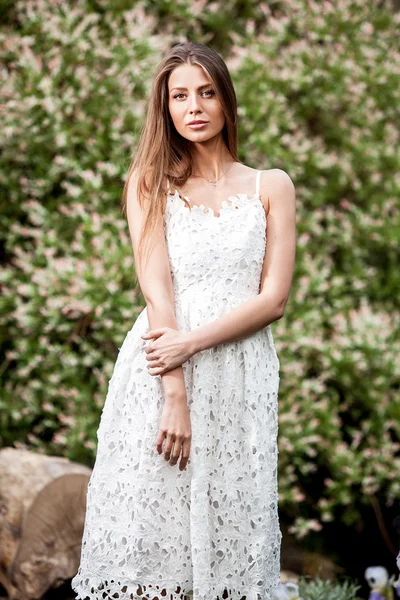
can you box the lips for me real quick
[188,120,208,125]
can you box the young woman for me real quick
[72,41,296,600]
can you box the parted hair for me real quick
[120,41,239,270]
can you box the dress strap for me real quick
[255,170,263,197]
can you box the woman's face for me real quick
[168,63,225,142]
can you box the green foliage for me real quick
[0,0,399,541]
[297,574,363,600]
[227,0,400,538]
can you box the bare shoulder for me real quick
[259,168,296,215]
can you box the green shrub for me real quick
[1,0,399,540]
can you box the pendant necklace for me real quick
[192,161,235,188]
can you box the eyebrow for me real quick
[170,84,213,93]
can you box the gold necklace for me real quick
[192,161,235,189]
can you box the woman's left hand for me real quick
[141,327,194,375]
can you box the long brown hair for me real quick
[121,41,239,270]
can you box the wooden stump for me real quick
[0,447,92,600]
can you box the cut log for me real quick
[0,447,91,600]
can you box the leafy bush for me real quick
[0,0,399,541]
[226,0,400,538]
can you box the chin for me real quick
[182,132,213,141]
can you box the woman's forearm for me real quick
[186,290,284,354]
[146,300,187,399]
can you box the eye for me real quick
[172,89,215,99]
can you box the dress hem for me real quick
[71,574,280,600]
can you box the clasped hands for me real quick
[141,327,195,375]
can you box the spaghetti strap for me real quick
[255,170,262,197]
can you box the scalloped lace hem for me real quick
[71,575,280,600]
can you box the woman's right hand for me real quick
[156,393,192,471]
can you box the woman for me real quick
[72,41,296,600]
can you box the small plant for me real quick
[285,575,363,600]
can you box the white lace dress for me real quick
[71,169,282,600]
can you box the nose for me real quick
[188,92,202,114]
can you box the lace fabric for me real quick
[71,170,282,600]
